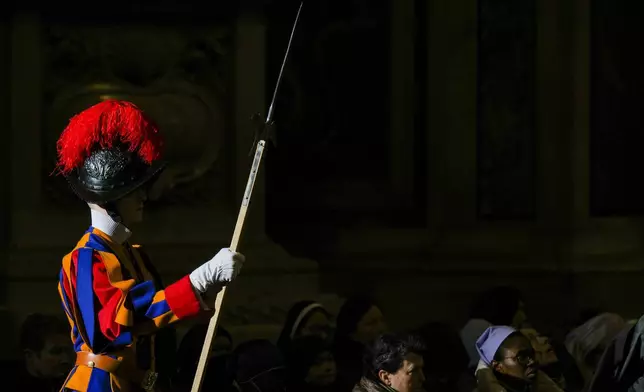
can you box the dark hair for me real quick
[469,286,523,326]
[19,313,68,352]
[364,333,426,377]
[277,301,329,351]
[335,296,377,343]
[492,332,525,362]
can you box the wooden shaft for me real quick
[190,141,266,392]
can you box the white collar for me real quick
[90,209,132,244]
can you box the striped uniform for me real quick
[58,227,203,391]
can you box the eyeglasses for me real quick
[504,348,536,366]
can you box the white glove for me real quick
[189,248,245,293]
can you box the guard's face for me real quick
[116,188,147,225]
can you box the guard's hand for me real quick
[189,248,245,293]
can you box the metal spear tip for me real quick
[248,113,277,156]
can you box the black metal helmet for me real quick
[55,100,166,204]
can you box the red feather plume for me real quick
[55,100,164,175]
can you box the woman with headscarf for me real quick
[462,287,527,372]
[277,301,332,353]
[334,296,388,392]
[475,326,563,392]
[284,336,337,392]
[564,313,625,391]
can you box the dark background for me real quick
[1,0,643,355]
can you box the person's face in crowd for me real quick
[521,328,558,366]
[25,333,73,379]
[115,187,147,226]
[305,350,336,387]
[512,301,528,328]
[351,305,387,344]
[379,352,425,392]
[493,334,538,382]
[299,310,331,341]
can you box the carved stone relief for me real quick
[40,21,234,209]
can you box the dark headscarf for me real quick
[277,301,328,352]
[333,296,378,391]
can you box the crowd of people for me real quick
[7,286,644,392]
[20,100,640,391]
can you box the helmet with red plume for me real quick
[55,100,166,204]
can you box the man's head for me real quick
[477,326,537,382]
[364,332,426,392]
[20,314,73,379]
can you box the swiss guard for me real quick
[55,100,244,391]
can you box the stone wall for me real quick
[270,0,644,334]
